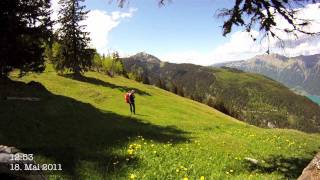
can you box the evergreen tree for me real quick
[54,0,94,75]
[111,51,125,76]
[0,0,52,78]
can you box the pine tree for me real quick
[0,0,52,78]
[54,0,94,75]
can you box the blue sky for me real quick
[84,0,234,56]
[52,1,320,65]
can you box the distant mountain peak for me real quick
[130,52,161,63]
[253,53,288,62]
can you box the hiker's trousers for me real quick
[129,102,135,114]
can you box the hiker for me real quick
[125,90,136,114]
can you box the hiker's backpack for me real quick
[125,93,130,103]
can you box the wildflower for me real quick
[151,144,155,147]
[176,169,179,173]
[153,150,157,154]
[183,177,188,180]
[129,173,136,179]
[127,149,134,155]
[200,176,205,180]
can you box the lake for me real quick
[308,95,320,105]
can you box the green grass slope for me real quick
[0,66,320,179]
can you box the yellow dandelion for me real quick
[183,177,188,180]
[200,176,205,180]
[127,149,134,155]
[129,173,136,179]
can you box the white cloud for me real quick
[160,31,262,65]
[83,8,136,54]
[161,3,320,65]
[50,0,136,55]
[160,51,212,65]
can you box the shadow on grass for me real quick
[0,80,188,179]
[244,154,315,178]
[62,74,151,96]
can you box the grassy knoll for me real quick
[0,66,319,179]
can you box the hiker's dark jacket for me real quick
[129,93,135,103]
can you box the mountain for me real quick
[121,53,320,132]
[1,65,320,179]
[213,54,320,96]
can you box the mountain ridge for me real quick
[213,53,320,96]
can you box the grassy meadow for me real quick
[0,65,319,179]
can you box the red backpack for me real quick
[125,93,130,103]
